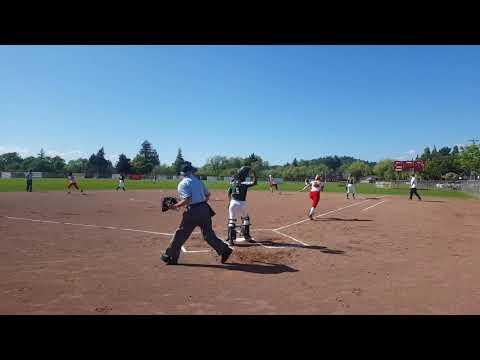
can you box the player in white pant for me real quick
[226,166,257,246]
[116,174,126,191]
[346,176,356,199]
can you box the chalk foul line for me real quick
[361,200,388,211]
[272,229,310,247]
[273,199,370,231]
[4,216,174,236]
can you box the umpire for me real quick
[161,163,233,265]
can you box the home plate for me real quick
[235,237,249,242]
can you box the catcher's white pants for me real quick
[229,200,248,220]
[347,184,355,193]
[118,180,125,188]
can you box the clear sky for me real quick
[1,45,479,166]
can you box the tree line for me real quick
[1,141,479,181]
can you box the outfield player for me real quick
[116,174,126,191]
[226,166,257,246]
[268,174,279,193]
[26,170,33,192]
[346,176,356,199]
[409,173,422,200]
[301,175,324,220]
[66,172,84,194]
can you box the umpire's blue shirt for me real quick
[177,175,209,204]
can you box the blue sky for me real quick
[1,45,479,166]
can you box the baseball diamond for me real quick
[1,45,480,316]
[0,188,479,314]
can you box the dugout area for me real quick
[0,190,479,314]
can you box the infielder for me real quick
[116,174,126,191]
[66,172,84,194]
[226,166,257,246]
[301,175,324,220]
[268,174,279,193]
[346,176,356,199]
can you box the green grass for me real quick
[0,178,474,199]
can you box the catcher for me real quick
[226,166,257,246]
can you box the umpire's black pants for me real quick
[165,202,230,262]
[409,188,421,200]
[26,180,32,192]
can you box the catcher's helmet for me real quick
[237,166,251,180]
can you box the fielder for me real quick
[346,176,356,199]
[268,174,279,193]
[66,172,84,194]
[116,174,126,191]
[226,166,257,246]
[301,175,324,220]
[409,173,422,200]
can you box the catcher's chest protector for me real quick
[230,180,250,201]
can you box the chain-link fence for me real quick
[458,180,480,198]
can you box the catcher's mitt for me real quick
[162,196,178,212]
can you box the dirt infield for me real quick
[1,189,479,314]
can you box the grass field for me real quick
[0,178,473,199]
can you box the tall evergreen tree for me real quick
[173,148,185,174]
[116,154,132,175]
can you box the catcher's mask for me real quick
[237,166,251,181]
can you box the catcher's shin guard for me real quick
[240,216,251,239]
[227,219,237,242]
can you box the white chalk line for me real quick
[272,229,310,247]
[361,200,388,211]
[274,199,370,231]
[4,216,174,236]
[4,197,378,254]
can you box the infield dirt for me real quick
[1,190,479,314]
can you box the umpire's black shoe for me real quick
[221,248,233,264]
[161,254,177,265]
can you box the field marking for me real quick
[129,198,159,206]
[3,216,174,236]
[272,229,310,246]
[181,246,210,253]
[361,200,388,212]
[273,200,370,231]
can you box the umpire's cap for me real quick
[180,163,198,175]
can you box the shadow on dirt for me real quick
[178,261,298,274]
[313,217,372,222]
[254,240,346,255]
[420,200,445,203]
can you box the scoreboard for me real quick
[393,160,425,172]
